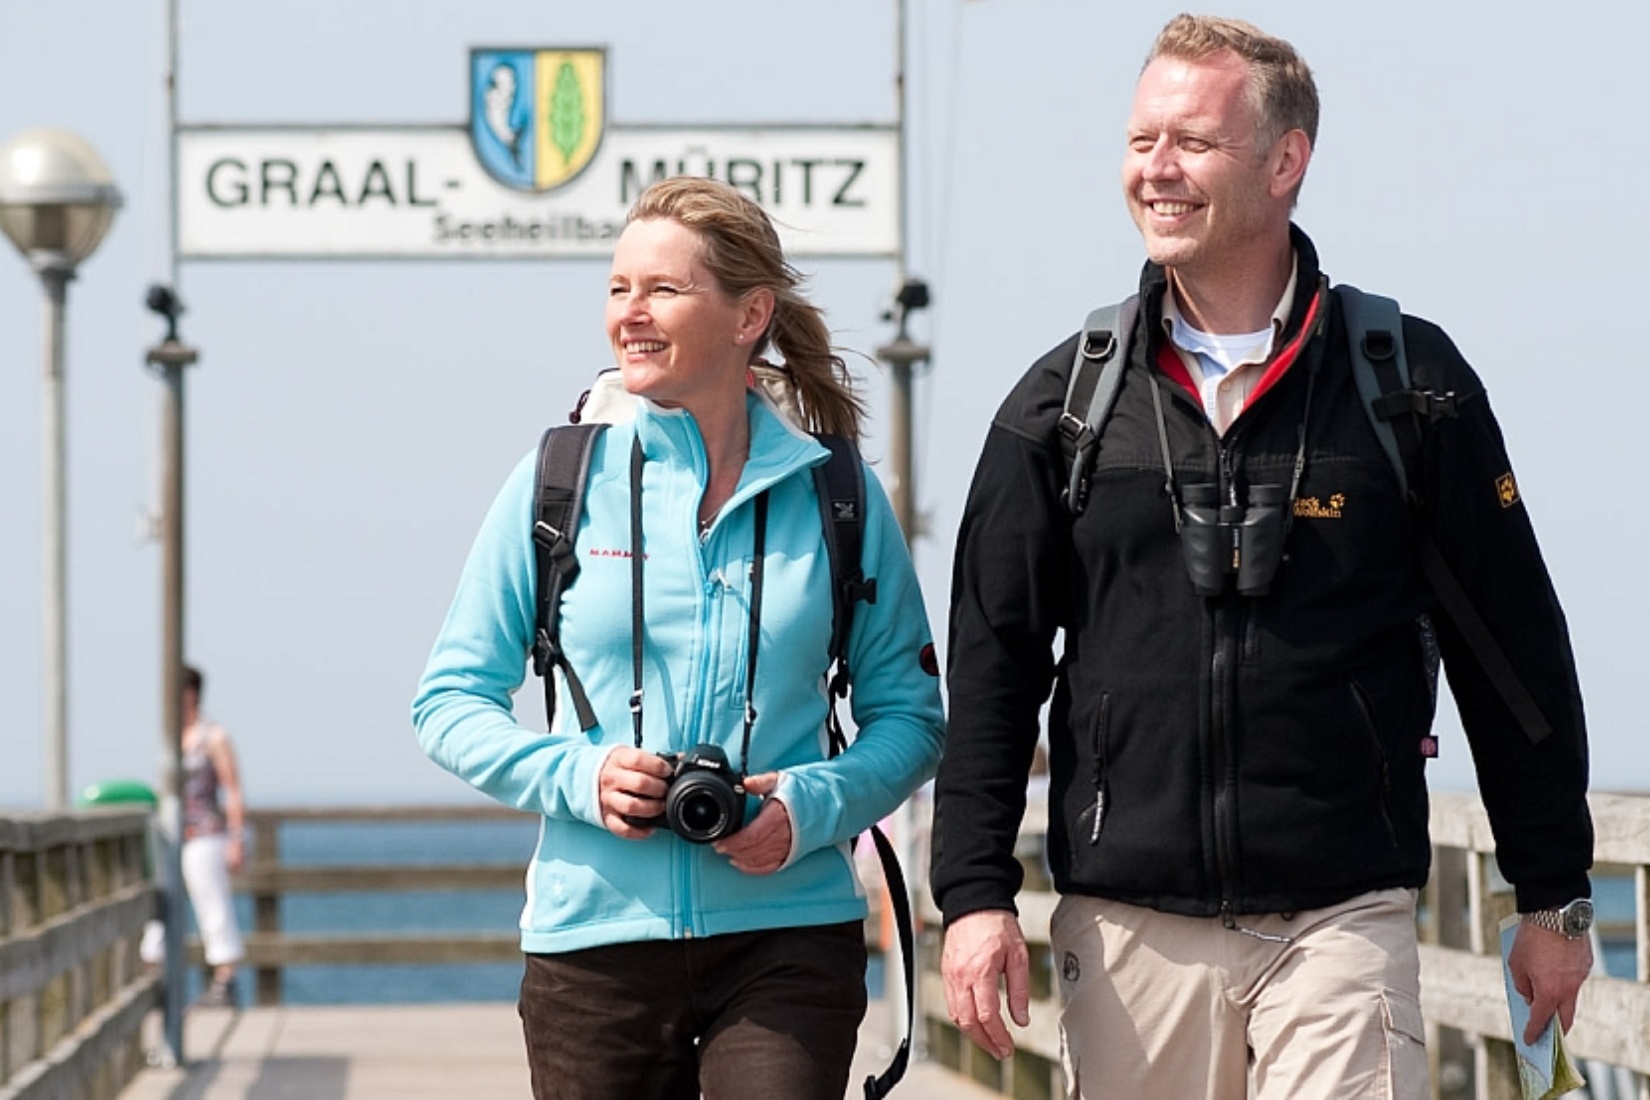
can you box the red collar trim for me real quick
[1152,285,1326,412]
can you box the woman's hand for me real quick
[598,747,675,839]
[714,772,791,874]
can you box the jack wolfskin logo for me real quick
[831,500,859,522]
[1293,493,1345,519]
[471,48,606,193]
[1496,473,1520,508]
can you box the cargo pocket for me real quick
[1379,987,1428,1100]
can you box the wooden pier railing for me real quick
[914,790,1650,1100]
[232,804,527,1005]
[230,804,896,1006]
[0,809,158,1100]
[11,792,1644,1100]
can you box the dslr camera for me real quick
[623,744,746,844]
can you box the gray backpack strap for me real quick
[1340,286,1413,500]
[1338,285,1550,745]
[1058,295,1139,516]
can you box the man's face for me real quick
[1121,52,1284,278]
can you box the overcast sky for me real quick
[1,0,1644,807]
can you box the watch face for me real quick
[1561,899,1595,937]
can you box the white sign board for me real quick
[176,126,900,260]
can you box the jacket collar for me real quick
[632,389,828,498]
[1138,223,1324,352]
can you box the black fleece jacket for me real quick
[931,228,1591,924]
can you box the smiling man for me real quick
[931,14,1594,1099]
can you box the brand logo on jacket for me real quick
[1292,493,1345,520]
[470,48,607,193]
[1496,473,1520,508]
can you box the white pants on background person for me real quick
[138,833,245,967]
[182,833,245,965]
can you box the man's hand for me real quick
[941,909,1031,1060]
[1506,921,1593,1044]
[714,772,791,874]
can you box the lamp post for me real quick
[0,127,122,808]
[145,284,196,1068]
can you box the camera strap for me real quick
[862,821,914,1100]
[627,435,770,772]
[823,704,916,1096]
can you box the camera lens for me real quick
[675,788,731,839]
[664,749,744,844]
[666,772,741,843]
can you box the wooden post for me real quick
[253,817,282,1005]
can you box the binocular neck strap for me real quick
[1150,374,1182,533]
[1150,336,1321,535]
[626,435,769,775]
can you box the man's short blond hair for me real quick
[1147,14,1319,151]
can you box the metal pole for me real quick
[154,0,189,1066]
[879,0,923,1069]
[36,257,72,809]
[149,337,196,1067]
[887,0,915,543]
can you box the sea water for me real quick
[202,818,1635,1005]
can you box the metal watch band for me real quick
[1520,897,1593,938]
[1521,908,1567,935]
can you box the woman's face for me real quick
[606,217,764,410]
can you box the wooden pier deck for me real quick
[116,998,1001,1100]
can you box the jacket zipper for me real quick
[1087,694,1111,843]
[1211,448,1241,924]
[1350,682,1399,848]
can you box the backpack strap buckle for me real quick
[532,521,580,579]
[1371,388,1459,424]
[1080,328,1117,362]
[531,628,556,677]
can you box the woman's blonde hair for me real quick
[626,177,866,442]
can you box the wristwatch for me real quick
[1520,898,1595,939]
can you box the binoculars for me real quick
[1177,482,1290,597]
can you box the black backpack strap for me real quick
[812,434,878,723]
[804,434,910,1096]
[862,821,915,1100]
[530,422,605,732]
[1339,286,1551,745]
[1059,296,1139,516]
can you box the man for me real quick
[931,15,1593,1099]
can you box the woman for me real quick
[180,663,247,1007]
[413,177,945,1099]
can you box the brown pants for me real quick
[1050,888,1427,1100]
[518,921,867,1100]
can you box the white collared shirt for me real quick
[1162,260,1299,435]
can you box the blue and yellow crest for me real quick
[470,48,605,193]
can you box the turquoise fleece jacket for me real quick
[413,392,945,953]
